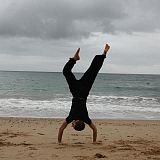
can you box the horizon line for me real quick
[0,70,160,76]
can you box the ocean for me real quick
[0,71,160,120]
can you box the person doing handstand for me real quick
[58,44,110,143]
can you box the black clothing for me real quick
[63,55,105,125]
[66,97,91,125]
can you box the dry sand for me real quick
[0,117,160,160]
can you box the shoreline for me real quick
[0,117,160,160]
[0,116,160,121]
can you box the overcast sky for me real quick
[0,0,160,74]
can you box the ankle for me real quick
[102,53,106,58]
[72,54,80,61]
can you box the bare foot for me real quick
[72,48,80,61]
[103,44,110,56]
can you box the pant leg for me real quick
[63,58,77,89]
[80,55,106,90]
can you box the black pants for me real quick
[63,55,106,98]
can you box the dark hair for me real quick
[74,120,85,131]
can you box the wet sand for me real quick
[0,117,160,160]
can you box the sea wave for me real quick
[88,95,160,107]
[0,95,159,119]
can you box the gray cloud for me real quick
[0,0,127,39]
[0,0,160,74]
[112,0,160,33]
[0,0,159,40]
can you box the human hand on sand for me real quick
[92,140,103,145]
[58,142,68,146]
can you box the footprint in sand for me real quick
[94,153,107,158]
[73,155,91,160]
[51,154,59,158]
[74,142,85,144]
[37,133,45,135]
[28,147,38,150]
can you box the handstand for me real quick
[58,44,110,143]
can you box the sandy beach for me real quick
[0,117,160,160]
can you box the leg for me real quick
[63,58,77,87]
[80,55,106,89]
[63,48,80,89]
[80,43,110,90]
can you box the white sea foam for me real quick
[0,95,160,119]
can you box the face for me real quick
[72,120,80,128]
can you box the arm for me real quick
[89,122,97,143]
[58,120,68,143]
